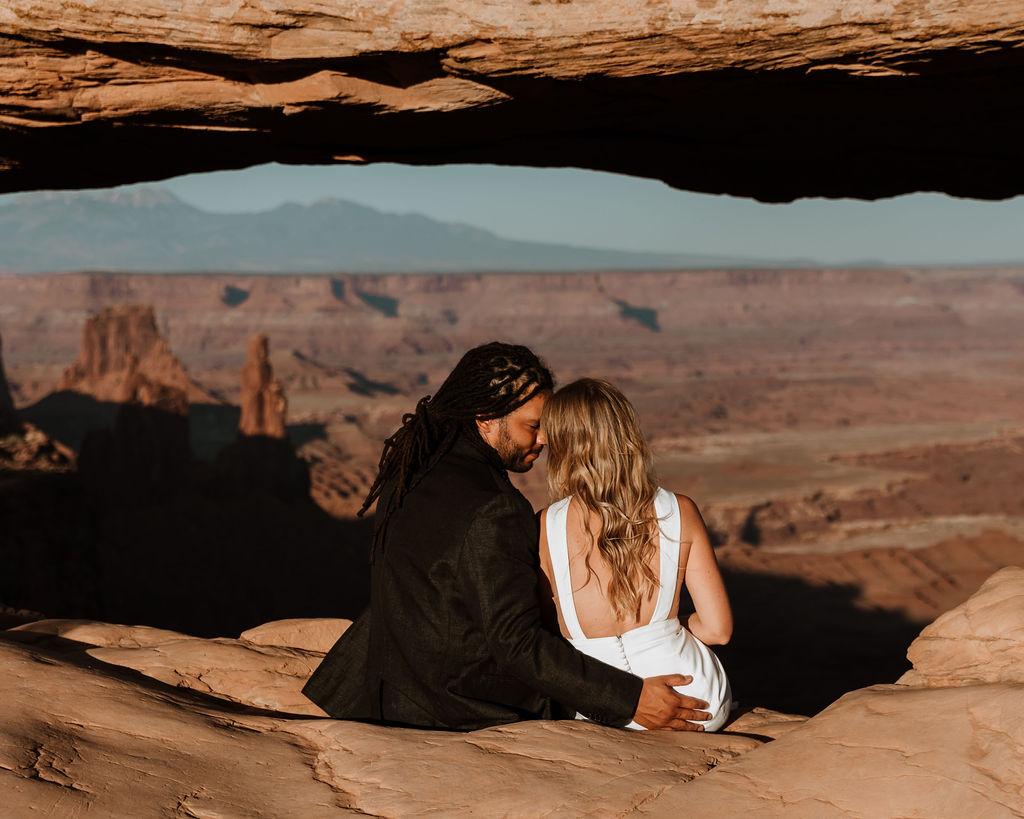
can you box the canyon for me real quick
[2,266,1023,813]
[2,266,1023,722]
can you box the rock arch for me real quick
[1,0,1022,200]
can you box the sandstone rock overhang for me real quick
[1,0,1022,202]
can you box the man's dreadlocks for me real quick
[359,342,553,537]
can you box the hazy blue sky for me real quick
[8,162,1024,265]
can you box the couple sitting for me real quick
[304,342,732,732]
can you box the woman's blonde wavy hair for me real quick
[543,378,660,621]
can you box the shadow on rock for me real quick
[3,323,373,637]
[0,460,372,638]
[0,628,314,720]
[4,369,370,640]
[18,390,122,451]
[711,568,922,716]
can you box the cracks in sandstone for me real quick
[1,734,94,795]
[461,732,737,778]
[304,752,380,815]
[618,784,674,815]
[287,720,730,817]
[298,737,423,816]
[707,767,861,814]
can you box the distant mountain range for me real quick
[0,188,816,273]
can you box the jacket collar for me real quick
[453,423,508,477]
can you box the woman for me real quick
[539,378,733,731]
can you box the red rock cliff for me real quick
[60,304,211,403]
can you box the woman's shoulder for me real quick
[669,491,700,512]
[656,487,699,511]
[664,491,707,528]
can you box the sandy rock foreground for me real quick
[2,570,1023,817]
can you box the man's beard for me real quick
[494,420,542,473]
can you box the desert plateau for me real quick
[1,267,1023,815]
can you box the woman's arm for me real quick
[677,494,733,645]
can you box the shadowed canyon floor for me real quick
[1,567,1021,816]
[2,267,1024,720]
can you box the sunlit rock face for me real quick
[1,569,1022,816]
[0,616,787,816]
[656,566,1024,817]
[1,0,1023,200]
[900,566,1024,688]
[59,304,211,403]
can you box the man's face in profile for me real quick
[479,390,549,473]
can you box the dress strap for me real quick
[544,497,589,641]
[651,488,681,623]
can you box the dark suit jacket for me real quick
[303,428,643,730]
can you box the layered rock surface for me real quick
[11,617,349,715]
[2,1,1023,200]
[2,568,1022,816]
[662,566,1024,817]
[0,616,781,816]
[900,566,1024,688]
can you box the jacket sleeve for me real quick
[457,493,642,726]
[301,610,378,720]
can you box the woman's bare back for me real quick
[539,492,732,647]
[539,495,686,639]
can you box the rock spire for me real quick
[239,335,287,439]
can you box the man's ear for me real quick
[475,417,494,436]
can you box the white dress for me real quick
[546,488,732,731]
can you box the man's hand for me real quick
[633,674,711,731]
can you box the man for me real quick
[304,342,710,730]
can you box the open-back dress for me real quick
[545,487,732,731]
